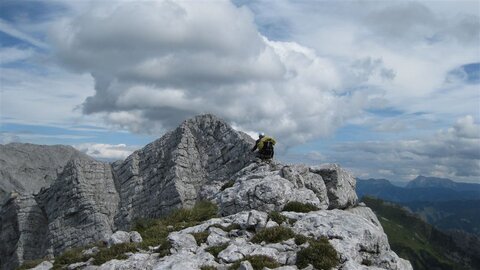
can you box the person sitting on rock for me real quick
[251,133,276,161]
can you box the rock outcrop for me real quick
[0,114,411,270]
[0,143,93,203]
[36,159,119,255]
[112,114,254,229]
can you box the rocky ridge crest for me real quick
[0,114,412,270]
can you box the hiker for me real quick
[251,133,276,160]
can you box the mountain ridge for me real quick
[0,114,412,270]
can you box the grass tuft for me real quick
[209,223,242,232]
[294,234,309,245]
[16,259,48,270]
[200,266,217,270]
[268,211,287,224]
[296,237,339,270]
[228,255,280,270]
[205,243,229,258]
[52,247,88,269]
[282,201,319,213]
[91,243,138,266]
[192,231,210,245]
[250,226,295,244]
[220,180,235,191]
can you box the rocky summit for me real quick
[0,114,412,270]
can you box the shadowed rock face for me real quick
[0,143,93,203]
[0,114,409,270]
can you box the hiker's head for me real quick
[258,132,265,139]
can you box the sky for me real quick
[0,0,479,183]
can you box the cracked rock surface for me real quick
[0,114,410,270]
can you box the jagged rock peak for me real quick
[0,143,94,203]
[112,114,255,229]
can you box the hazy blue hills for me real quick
[356,176,480,202]
[363,197,480,270]
[356,176,480,236]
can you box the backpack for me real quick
[260,140,274,159]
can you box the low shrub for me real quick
[220,180,235,191]
[17,259,47,270]
[192,231,209,245]
[205,243,229,258]
[282,201,319,213]
[91,243,138,265]
[209,223,242,232]
[200,266,217,270]
[251,226,295,244]
[133,200,218,250]
[52,247,88,269]
[268,211,287,224]
[228,255,280,270]
[294,234,309,245]
[296,237,339,270]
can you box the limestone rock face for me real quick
[36,159,119,255]
[86,209,411,270]
[0,143,93,203]
[208,161,339,216]
[0,193,50,270]
[0,114,411,270]
[311,164,358,209]
[113,114,254,229]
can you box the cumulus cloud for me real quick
[50,0,393,149]
[331,115,480,182]
[74,143,138,161]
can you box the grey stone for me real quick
[239,260,254,270]
[168,232,197,252]
[108,231,131,246]
[153,250,217,270]
[31,261,53,270]
[310,164,357,209]
[130,231,143,243]
[97,253,158,270]
[113,114,255,230]
[36,159,119,255]
[0,193,50,269]
[82,247,100,257]
[0,143,93,203]
[0,114,412,270]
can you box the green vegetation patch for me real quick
[209,223,242,232]
[205,243,229,258]
[268,211,287,224]
[220,180,235,191]
[251,226,295,244]
[200,266,217,270]
[296,237,339,270]
[362,196,469,270]
[132,200,218,252]
[17,259,48,270]
[282,201,319,213]
[192,231,210,245]
[228,255,280,270]
[294,234,309,245]
[91,243,138,266]
[52,247,89,269]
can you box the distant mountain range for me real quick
[357,176,480,236]
[357,176,480,202]
[364,197,480,270]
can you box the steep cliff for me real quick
[0,114,412,270]
[0,143,93,203]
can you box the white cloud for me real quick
[74,143,139,160]
[330,115,480,182]
[50,0,387,149]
